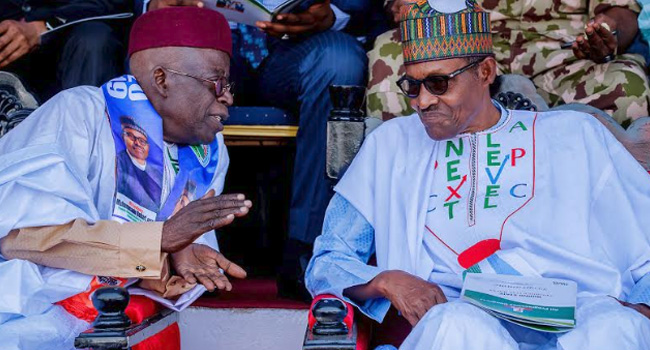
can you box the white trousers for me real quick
[400,297,650,350]
[0,304,89,350]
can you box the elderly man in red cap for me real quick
[0,7,248,350]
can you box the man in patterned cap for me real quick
[367,0,650,126]
[306,1,650,348]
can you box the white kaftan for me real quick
[308,105,650,349]
[0,86,228,350]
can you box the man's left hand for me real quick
[171,243,247,292]
[0,20,46,69]
[620,300,650,320]
[256,0,334,39]
[572,14,618,63]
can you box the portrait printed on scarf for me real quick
[114,115,164,221]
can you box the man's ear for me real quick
[152,66,169,98]
[479,56,498,86]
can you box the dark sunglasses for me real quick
[396,59,481,98]
[163,67,233,98]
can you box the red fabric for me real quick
[128,7,232,57]
[59,282,179,350]
[192,278,309,310]
[127,295,180,350]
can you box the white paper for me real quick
[128,284,207,312]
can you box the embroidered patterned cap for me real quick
[399,0,492,64]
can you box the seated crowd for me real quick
[0,0,649,350]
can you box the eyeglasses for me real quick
[123,130,148,145]
[396,60,481,98]
[163,67,233,98]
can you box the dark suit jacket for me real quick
[115,150,163,213]
[1,0,131,22]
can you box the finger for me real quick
[213,253,247,279]
[177,268,198,284]
[218,274,233,291]
[586,28,606,56]
[596,24,618,52]
[0,27,17,51]
[201,207,248,223]
[215,193,247,202]
[572,42,588,60]
[196,197,251,212]
[206,271,227,290]
[275,13,302,24]
[0,40,22,68]
[258,22,314,35]
[437,291,448,303]
[577,36,591,56]
[414,304,428,321]
[256,21,274,31]
[196,273,216,292]
[208,271,232,291]
[205,213,235,230]
[403,311,419,327]
[0,21,12,37]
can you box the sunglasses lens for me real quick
[398,79,420,98]
[424,77,448,95]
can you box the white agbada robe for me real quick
[320,106,650,349]
[0,86,228,350]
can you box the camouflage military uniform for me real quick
[367,0,650,125]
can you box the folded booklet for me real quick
[461,274,577,333]
[206,0,323,26]
[41,13,133,37]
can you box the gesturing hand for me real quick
[255,0,334,39]
[0,20,46,68]
[161,189,252,253]
[572,14,618,63]
[377,270,447,326]
[171,243,247,292]
[147,0,204,11]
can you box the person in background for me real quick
[367,0,650,127]
[0,0,131,102]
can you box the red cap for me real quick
[128,7,232,57]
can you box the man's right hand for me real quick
[161,189,251,253]
[376,270,447,326]
[147,0,204,11]
[0,19,46,68]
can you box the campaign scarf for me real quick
[102,75,220,222]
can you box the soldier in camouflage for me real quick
[367,0,650,126]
